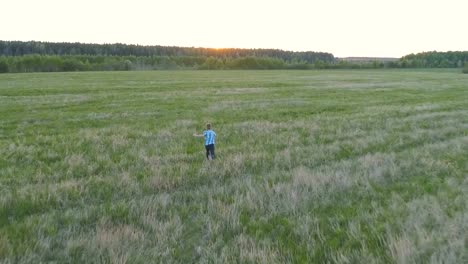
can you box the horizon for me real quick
[4,39,464,59]
[1,0,467,58]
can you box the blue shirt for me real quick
[203,130,216,145]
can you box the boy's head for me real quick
[206,123,212,130]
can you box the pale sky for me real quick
[1,0,467,57]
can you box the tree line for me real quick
[0,54,411,73]
[0,41,467,73]
[0,41,333,63]
[400,51,468,68]
[0,41,336,72]
[0,55,298,72]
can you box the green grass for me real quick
[1,69,467,263]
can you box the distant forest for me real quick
[0,41,467,73]
[400,51,468,68]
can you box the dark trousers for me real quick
[205,144,215,160]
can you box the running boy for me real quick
[193,123,217,160]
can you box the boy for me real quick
[193,123,216,160]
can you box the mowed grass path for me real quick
[0,70,467,263]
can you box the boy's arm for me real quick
[193,133,204,137]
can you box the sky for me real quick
[1,0,467,57]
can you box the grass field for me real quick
[0,69,467,263]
